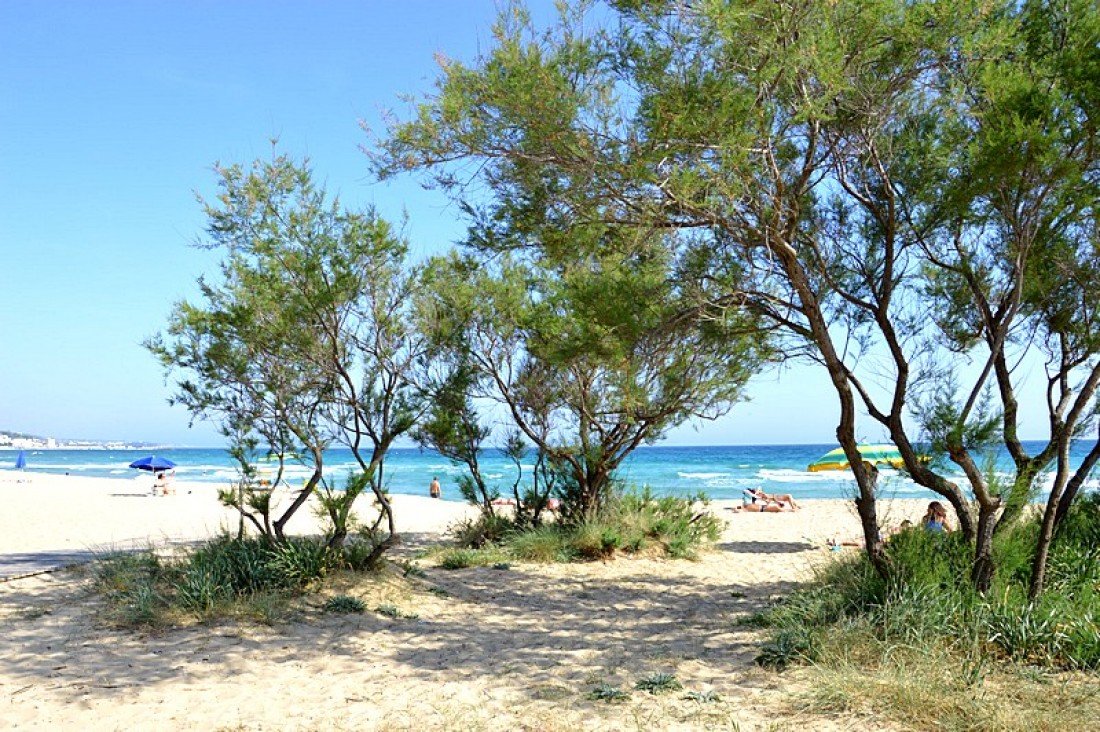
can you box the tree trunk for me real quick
[327,527,348,550]
[237,480,245,540]
[1029,442,1074,599]
[1053,435,1100,532]
[971,502,998,593]
[274,465,323,543]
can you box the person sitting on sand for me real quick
[746,487,800,510]
[922,501,951,533]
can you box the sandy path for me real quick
[0,472,929,730]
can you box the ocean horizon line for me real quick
[2,437,1087,452]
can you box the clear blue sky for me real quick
[0,1,1050,447]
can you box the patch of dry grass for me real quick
[788,631,1100,731]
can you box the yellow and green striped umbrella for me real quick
[808,444,905,472]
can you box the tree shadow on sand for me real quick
[0,558,798,711]
[715,540,816,554]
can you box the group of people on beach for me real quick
[427,472,955,544]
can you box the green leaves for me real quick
[151,150,421,550]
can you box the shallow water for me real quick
[3,441,1096,503]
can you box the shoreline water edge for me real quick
[2,441,1098,503]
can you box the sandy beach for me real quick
[0,470,931,730]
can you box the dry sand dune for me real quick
[0,472,929,730]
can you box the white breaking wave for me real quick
[677,471,729,480]
[758,468,846,483]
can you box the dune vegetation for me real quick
[127,0,1100,729]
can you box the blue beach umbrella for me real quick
[14,450,27,470]
[128,455,176,472]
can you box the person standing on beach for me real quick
[429,477,441,499]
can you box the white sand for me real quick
[0,470,478,567]
[0,470,931,730]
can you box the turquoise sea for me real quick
[2,442,1098,503]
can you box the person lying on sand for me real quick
[730,500,794,513]
[490,497,562,510]
[827,520,914,550]
[745,487,800,510]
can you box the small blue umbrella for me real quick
[14,451,26,470]
[129,455,176,472]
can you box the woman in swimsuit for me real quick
[921,501,950,533]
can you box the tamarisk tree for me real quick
[375,0,1100,588]
[151,152,423,559]
[414,230,768,519]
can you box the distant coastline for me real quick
[0,429,168,452]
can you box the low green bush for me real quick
[449,513,517,548]
[756,627,821,670]
[323,595,366,614]
[450,487,722,563]
[507,525,574,562]
[586,683,630,702]
[755,495,1100,672]
[376,603,419,620]
[634,672,683,694]
[435,546,511,570]
[94,534,383,627]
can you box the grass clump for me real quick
[94,533,384,627]
[448,487,722,564]
[448,512,516,548]
[682,690,721,703]
[753,494,1100,729]
[376,603,419,620]
[323,595,365,614]
[634,672,683,694]
[435,545,511,570]
[586,683,631,702]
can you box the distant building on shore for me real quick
[0,430,155,450]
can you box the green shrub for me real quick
[757,494,1100,672]
[449,513,516,548]
[94,551,161,595]
[396,560,427,578]
[634,672,683,694]
[586,683,630,702]
[324,595,365,614]
[176,566,232,613]
[265,538,332,589]
[503,487,722,562]
[94,551,170,626]
[570,521,621,559]
[339,533,385,572]
[376,603,418,620]
[435,546,509,569]
[756,627,821,670]
[119,581,167,626]
[507,525,573,562]
[608,488,722,559]
[94,534,384,627]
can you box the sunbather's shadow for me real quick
[716,540,815,554]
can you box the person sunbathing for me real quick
[732,500,793,513]
[746,487,800,510]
